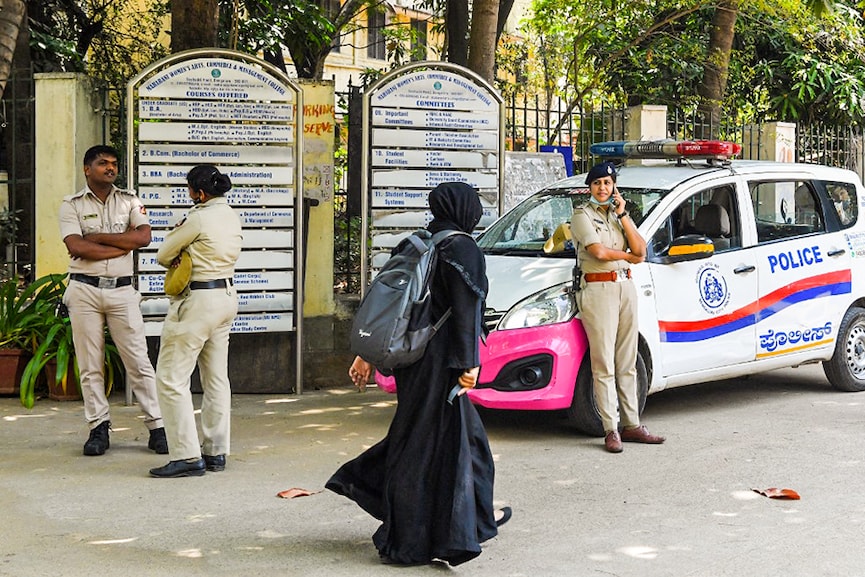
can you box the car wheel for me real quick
[823,306,865,392]
[566,350,649,436]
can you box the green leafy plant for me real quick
[19,303,75,409]
[17,274,123,408]
[0,274,63,351]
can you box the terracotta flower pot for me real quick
[0,348,30,395]
[45,360,81,401]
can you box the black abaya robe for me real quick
[326,233,497,566]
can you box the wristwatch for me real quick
[616,211,629,220]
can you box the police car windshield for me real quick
[478,186,665,256]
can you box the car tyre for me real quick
[566,350,649,436]
[823,306,865,392]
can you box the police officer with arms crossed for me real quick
[570,161,665,453]
[149,165,242,478]
[60,144,168,456]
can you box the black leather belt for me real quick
[189,279,233,290]
[70,274,134,289]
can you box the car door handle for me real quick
[733,265,756,274]
[827,249,846,257]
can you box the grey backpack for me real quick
[350,229,468,371]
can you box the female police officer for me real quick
[570,161,665,453]
[149,165,243,477]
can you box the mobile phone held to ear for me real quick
[611,187,620,208]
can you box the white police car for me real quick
[469,140,865,435]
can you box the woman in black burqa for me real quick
[326,181,509,566]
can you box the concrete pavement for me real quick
[1,363,864,576]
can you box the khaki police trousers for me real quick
[578,280,640,433]
[64,281,163,430]
[156,286,238,461]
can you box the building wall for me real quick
[33,73,104,279]
[309,3,444,92]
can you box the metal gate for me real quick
[0,66,35,282]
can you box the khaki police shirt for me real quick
[157,197,242,282]
[569,203,630,273]
[59,185,150,277]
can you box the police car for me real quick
[469,140,865,435]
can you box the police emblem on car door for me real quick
[646,184,759,376]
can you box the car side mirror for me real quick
[650,234,715,264]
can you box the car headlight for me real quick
[497,282,577,330]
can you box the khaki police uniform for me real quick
[59,185,163,431]
[155,197,242,461]
[570,203,640,434]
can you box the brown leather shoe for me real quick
[621,425,665,444]
[604,430,623,453]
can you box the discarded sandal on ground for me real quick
[496,506,512,527]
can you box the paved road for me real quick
[1,363,863,576]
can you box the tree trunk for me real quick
[446,0,469,66]
[467,0,499,84]
[695,0,738,139]
[496,0,515,44]
[170,0,220,52]
[263,47,288,76]
[0,0,25,100]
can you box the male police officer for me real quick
[60,145,167,456]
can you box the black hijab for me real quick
[428,182,483,234]
[426,182,487,299]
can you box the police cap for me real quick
[585,161,617,185]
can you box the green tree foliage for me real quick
[517,0,865,128]
[29,0,169,87]
[513,0,704,141]
[730,2,865,125]
[217,0,380,80]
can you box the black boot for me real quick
[83,421,110,456]
[148,427,169,454]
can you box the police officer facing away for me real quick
[59,145,168,457]
[149,165,242,478]
[570,161,665,453]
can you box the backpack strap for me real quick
[406,233,432,255]
[430,229,470,245]
[428,229,469,332]
[433,307,452,330]
[404,228,466,255]
[431,229,475,405]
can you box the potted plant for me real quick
[18,274,124,408]
[0,274,63,395]
[19,304,77,404]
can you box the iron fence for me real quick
[797,123,865,176]
[0,66,35,283]
[503,93,626,174]
[98,86,128,186]
[333,86,362,294]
